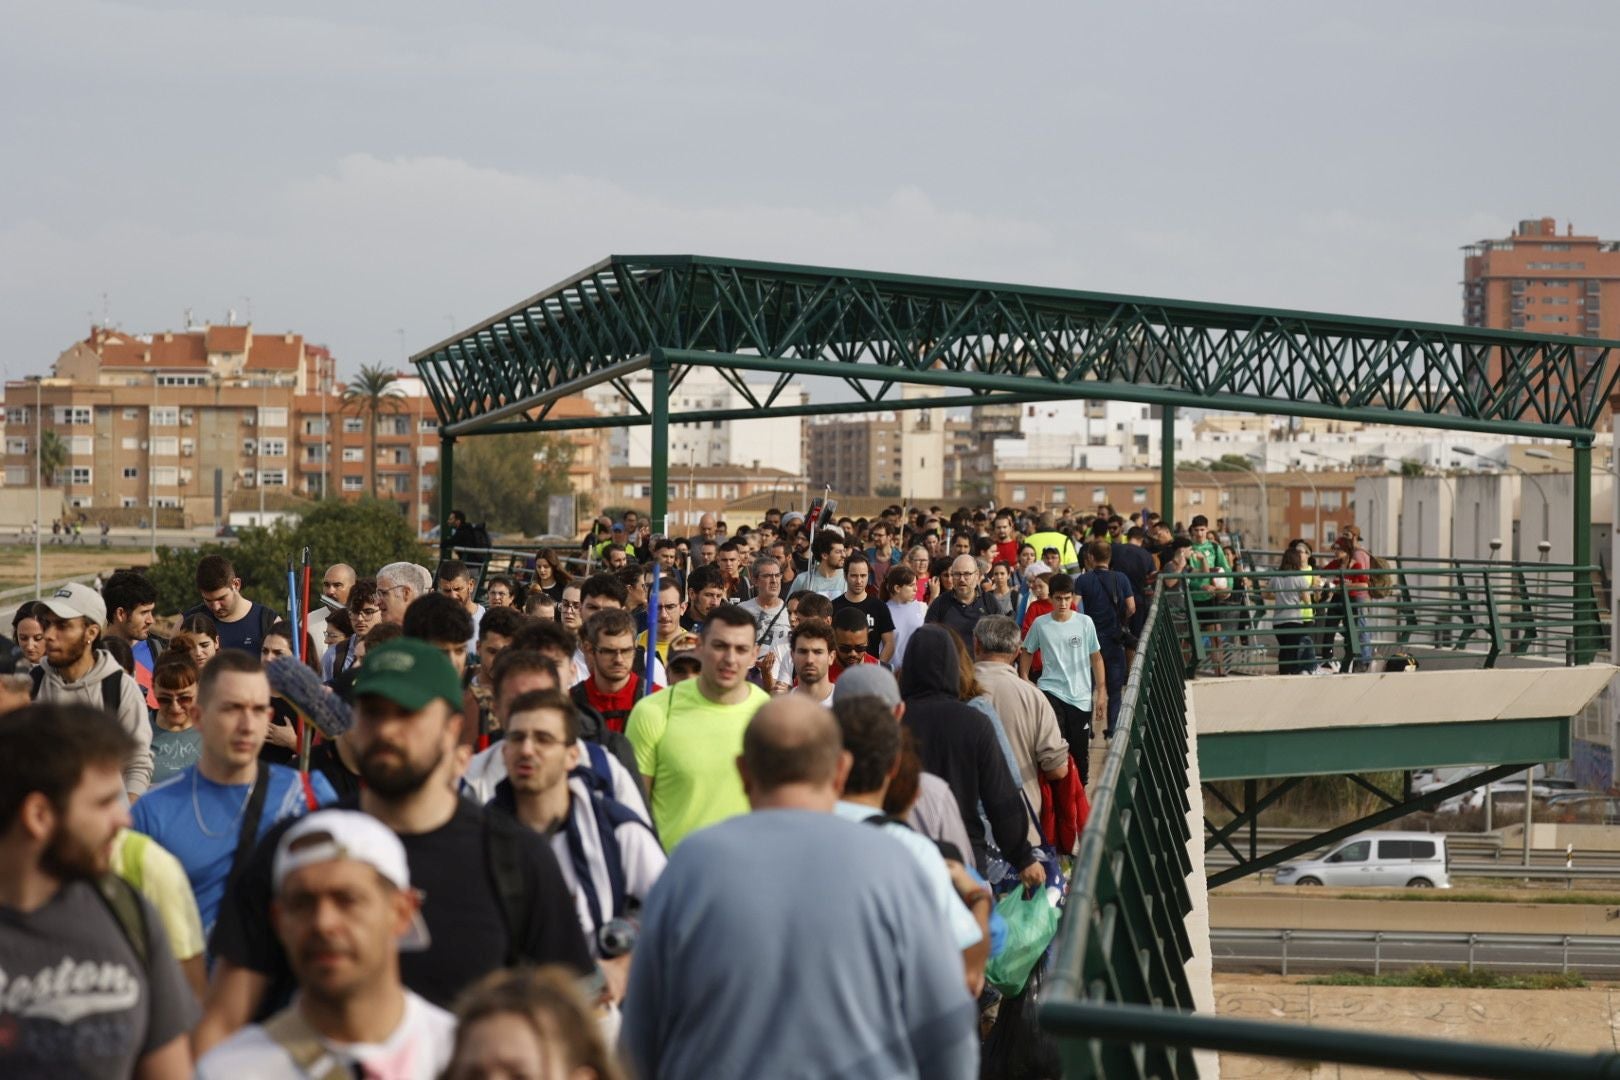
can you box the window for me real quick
[54,406,91,425]
[260,469,287,487]
[122,467,139,479]
[1300,490,1316,508]
[261,438,287,457]
[418,445,438,464]
[4,466,28,486]
[154,497,181,509]
[69,436,93,456]
[1051,486,1067,503]
[418,418,437,433]
[1328,840,1370,863]
[1133,487,1148,504]
[342,476,364,492]
[258,407,288,428]
[377,417,409,436]
[1010,486,1027,503]
[1091,487,1106,503]
[151,406,179,426]
[342,448,364,462]
[69,466,92,485]
[151,467,178,487]
[1542,243,1572,251]
[1189,490,1204,506]
[420,475,434,492]
[120,497,138,509]
[343,418,364,434]
[6,438,27,455]
[5,407,28,424]
[156,374,207,387]
[122,407,140,421]
[305,418,329,435]
[1301,522,1316,542]
[121,437,139,451]
[1322,491,1343,511]
[151,437,178,457]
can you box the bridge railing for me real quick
[1157,563,1603,677]
[1038,590,1620,1079]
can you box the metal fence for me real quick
[1161,562,1604,677]
[1037,592,1620,1079]
[1212,927,1620,977]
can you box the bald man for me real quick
[924,554,994,646]
[306,563,356,644]
[621,694,978,1079]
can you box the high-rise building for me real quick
[1462,217,1620,411]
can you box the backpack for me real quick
[1367,552,1396,600]
[30,664,126,715]
[95,872,150,971]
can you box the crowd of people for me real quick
[0,497,1361,1078]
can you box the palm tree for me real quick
[341,365,405,498]
[39,430,69,491]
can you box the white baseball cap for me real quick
[273,810,430,951]
[40,582,107,625]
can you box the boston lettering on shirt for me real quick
[0,879,196,1079]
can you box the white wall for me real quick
[1354,475,1402,557]
[1397,476,1453,561]
[1451,473,1516,562]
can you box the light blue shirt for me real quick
[834,800,984,951]
[131,763,337,934]
[1023,612,1101,710]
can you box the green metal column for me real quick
[438,434,455,555]
[650,352,670,535]
[1160,406,1176,525]
[1573,437,1595,662]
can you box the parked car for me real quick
[1273,831,1450,889]
[1435,779,1577,816]
[1543,794,1620,825]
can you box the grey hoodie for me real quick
[36,650,154,796]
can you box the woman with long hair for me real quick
[532,548,571,602]
[880,565,928,671]
[11,600,47,670]
[1270,539,1319,675]
[445,966,623,1080]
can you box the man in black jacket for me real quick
[896,624,1044,889]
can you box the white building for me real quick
[586,367,806,475]
[993,400,1191,471]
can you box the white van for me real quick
[1273,831,1450,889]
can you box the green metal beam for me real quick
[1573,437,1596,663]
[463,389,1064,436]
[1160,406,1175,525]
[438,435,455,556]
[1198,716,1570,781]
[650,353,669,535]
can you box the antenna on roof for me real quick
[100,292,110,328]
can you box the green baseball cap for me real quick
[352,638,462,711]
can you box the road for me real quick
[1212,930,1620,976]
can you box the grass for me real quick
[1330,890,1620,905]
[1303,966,1586,990]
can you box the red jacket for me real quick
[1040,754,1090,855]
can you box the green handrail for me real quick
[1039,587,1620,1078]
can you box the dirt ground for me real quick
[1215,973,1620,1077]
[0,544,153,592]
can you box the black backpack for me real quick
[30,664,126,715]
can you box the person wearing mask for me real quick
[0,704,196,1078]
[625,604,769,850]
[32,582,153,797]
[490,689,664,1001]
[188,555,281,656]
[620,696,978,1080]
[196,811,456,1079]
[196,640,593,1055]
[899,625,1040,885]
[132,651,336,936]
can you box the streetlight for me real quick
[1216,453,1270,550]
[30,375,42,595]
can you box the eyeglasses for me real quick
[559,600,581,611]
[508,730,570,750]
[591,646,636,659]
[354,607,382,619]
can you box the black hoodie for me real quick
[898,625,1035,873]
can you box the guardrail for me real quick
[1038,593,1620,1078]
[1213,927,1620,976]
[1160,562,1604,677]
[440,545,597,600]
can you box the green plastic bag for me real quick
[984,887,1060,997]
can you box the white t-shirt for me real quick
[197,990,454,1080]
[461,740,650,820]
[551,776,667,952]
[738,597,791,651]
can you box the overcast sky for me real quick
[4,2,1617,400]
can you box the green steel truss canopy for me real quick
[411,254,1620,440]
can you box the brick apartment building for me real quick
[2,324,607,533]
[1463,217,1620,412]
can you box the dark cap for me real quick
[351,638,462,712]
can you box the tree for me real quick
[453,432,577,537]
[38,430,68,490]
[1399,458,1426,478]
[340,365,404,498]
[145,498,424,615]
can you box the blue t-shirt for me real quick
[214,602,275,655]
[1022,612,1101,710]
[131,763,337,934]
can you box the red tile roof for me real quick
[245,332,303,371]
[205,326,249,353]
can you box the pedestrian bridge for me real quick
[1039,564,1619,1078]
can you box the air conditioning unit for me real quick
[243,440,257,454]
[139,440,148,450]
[181,443,194,456]
[179,469,193,484]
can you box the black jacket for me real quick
[898,625,1035,873]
